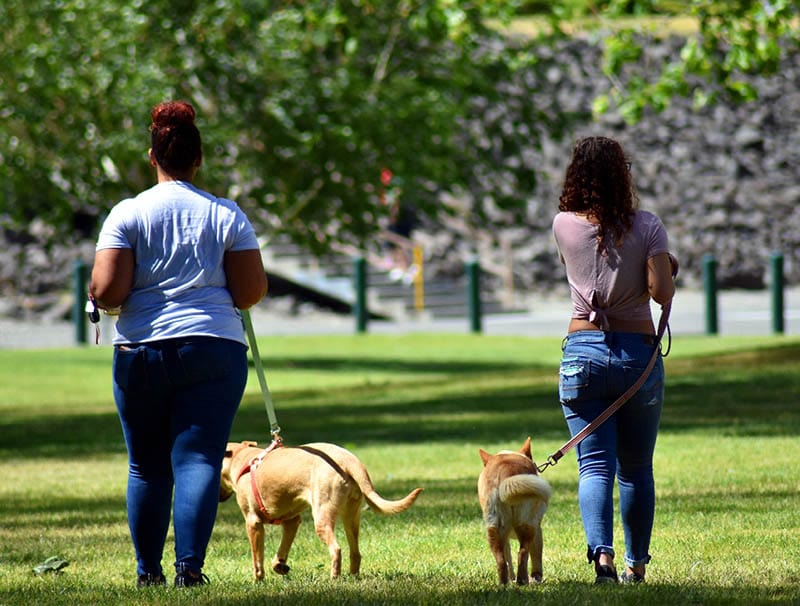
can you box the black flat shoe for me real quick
[621,570,645,584]
[594,564,619,584]
[174,569,210,588]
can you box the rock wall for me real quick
[421,36,800,295]
[1,36,799,319]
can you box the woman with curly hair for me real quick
[91,100,267,588]
[552,136,677,585]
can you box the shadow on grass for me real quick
[200,581,800,606]
[254,356,535,374]
[2,342,799,461]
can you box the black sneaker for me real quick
[620,570,645,584]
[137,572,166,588]
[174,568,210,588]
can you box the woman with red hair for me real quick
[91,100,267,588]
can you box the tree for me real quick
[0,1,162,233]
[594,0,800,122]
[2,0,798,254]
[1,0,541,253]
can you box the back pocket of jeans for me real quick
[113,346,149,393]
[173,340,233,386]
[559,357,591,403]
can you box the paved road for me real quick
[1,288,798,349]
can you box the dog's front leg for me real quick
[486,526,511,585]
[503,539,515,583]
[246,514,266,581]
[272,515,301,575]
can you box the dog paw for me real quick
[272,560,290,575]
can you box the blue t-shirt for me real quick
[96,180,261,345]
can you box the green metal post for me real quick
[702,254,718,335]
[466,258,482,334]
[770,251,785,334]
[73,260,88,345]
[353,256,368,333]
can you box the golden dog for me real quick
[220,440,422,580]
[478,437,552,585]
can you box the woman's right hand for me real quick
[668,253,680,278]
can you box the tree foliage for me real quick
[1,0,798,252]
[1,0,545,252]
[595,0,800,122]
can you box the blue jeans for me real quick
[112,336,247,577]
[558,331,664,569]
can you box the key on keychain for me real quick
[85,298,100,323]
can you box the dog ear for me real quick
[243,440,258,447]
[224,448,233,458]
[479,449,491,466]
[520,437,532,459]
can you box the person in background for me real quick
[379,168,418,283]
[552,136,677,585]
[90,100,267,588]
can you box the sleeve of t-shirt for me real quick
[226,202,261,252]
[95,200,136,251]
[552,213,566,264]
[645,212,670,259]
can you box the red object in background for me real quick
[380,168,393,186]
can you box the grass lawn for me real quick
[1,333,799,605]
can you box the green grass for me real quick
[1,333,799,605]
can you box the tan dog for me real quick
[478,437,552,585]
[220,440,422,580]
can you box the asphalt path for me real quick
[1,288,798,349]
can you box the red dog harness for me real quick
[234,438,284,525]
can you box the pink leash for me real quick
[537,302,672,474]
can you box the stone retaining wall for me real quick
[2,36,798,319]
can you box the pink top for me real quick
[552,210,669,330]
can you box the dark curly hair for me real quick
[149,100,202,176]
[558,136,638,253]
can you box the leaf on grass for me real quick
[33,556,70,575]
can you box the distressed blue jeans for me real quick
[112,336,247,577]
[559,330,664,569]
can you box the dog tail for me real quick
[499,474,552,506]
[344,461,422,514]
[364,487,423,515]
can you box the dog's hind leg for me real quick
[313,503,343,578]
[487,526,511,584]
[272,515,301,575]
[514,525,535,585]
[529,522,544,583]
[342,497,363,575]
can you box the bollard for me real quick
[466,258,482,334]
[413,245,424,312]
[353,256,368,333]
[73,260,88,345]
[770,252,785,334]
[702,254,718,335]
